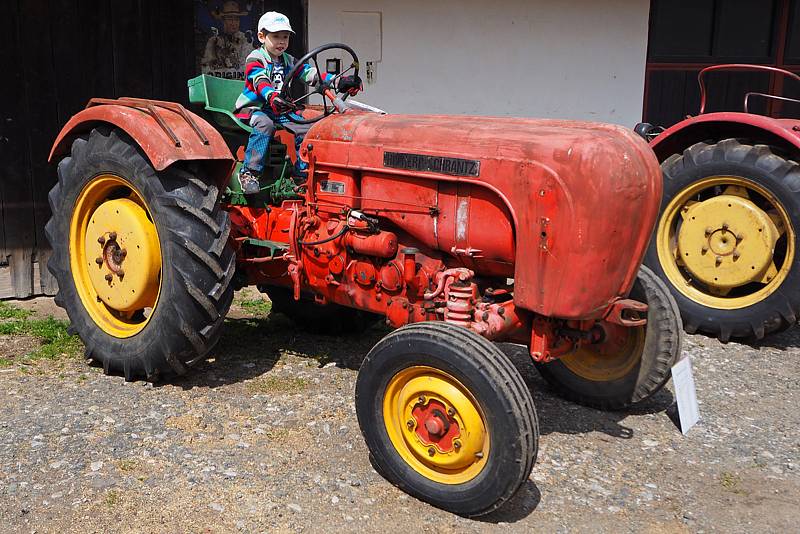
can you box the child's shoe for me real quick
[238,168,261,195]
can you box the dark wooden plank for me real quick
[713,0,777,60]
[649,0,715,60]
[19,0,62,296]
[112,0,154,98]
[0,0,38,297]
[645,70,692,127]
[0,0,18,265]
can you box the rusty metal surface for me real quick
[48,99,234,182]
[302,112,662,320]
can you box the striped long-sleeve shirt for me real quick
[233,48,332,120]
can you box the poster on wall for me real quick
[195,1,264,79]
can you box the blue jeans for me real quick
[243,111,312,175]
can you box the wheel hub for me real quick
[677,195,779,289]
[85,198,161,312]
[384,366,489,483]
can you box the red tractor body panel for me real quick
[649,111,800,161]
[303,113,662,319]
[49,99,235,187]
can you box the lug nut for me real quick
[117,269,125,278]
[736,233,744,241]
[453,440,462,450]
[705,227,713,236]
[447,407,455,417]
[104,273,113,282]
[715,256,723,266]
[98,236,106,245]
[733,250,741,260]
[722,222,729,231]
[406,419,415,430]
[120,248,127,258]
[108,231,117,241]
[418,395,426,404]
[95,257,104,265]
[701,245,709,253]
[428,447,436,457]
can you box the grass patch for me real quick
[238,296,272,316]
[104,489,121,508]
[720,472,745,494]
[246,374,309,394]
[0,301,82,365]
[115,459,138,473]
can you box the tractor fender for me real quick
[650,112,800,161]
[49,99,235,188]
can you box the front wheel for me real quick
[356,322,538,517]
[644,139,800,341]
[535,266,683,410]
[46,127,236,380]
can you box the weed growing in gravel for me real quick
[115,459,138,473]
[238,296,272,316]
[0,301,83,365]
[246,375,309,394]
[104,489,121,508]
[720,472,745,494]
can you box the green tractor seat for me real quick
[188,74,252,133]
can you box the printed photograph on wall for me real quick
[195,0,264,79]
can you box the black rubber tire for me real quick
[355,322,538,517]
[535,266,682,411]
[262,286,381,335]
[644,139,800,341]
[45,127,236,381]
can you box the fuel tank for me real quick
[304,112,662,320]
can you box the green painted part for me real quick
[244,238,289,257]
[188,74,252,133]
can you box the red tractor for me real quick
[636,64,800,342]
[46,44,681,516]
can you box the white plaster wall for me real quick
[307,0,650,126]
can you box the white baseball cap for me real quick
[258,12,294,34]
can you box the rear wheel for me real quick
[535,266,682,410]
[46,127,235,380]
[356,322,538,517]
[644,140,800,341]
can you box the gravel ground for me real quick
[1,290,798,533]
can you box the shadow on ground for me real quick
[166,311,674,443]
[167,312,389,391]
[744,323,800,350]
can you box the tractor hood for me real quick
[305,112,662,319]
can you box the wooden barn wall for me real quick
[0,0,197,298]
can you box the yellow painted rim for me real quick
[657,176,795,310]
[383,366,489,485]
[560,323,646,382]
[69,174,162,338]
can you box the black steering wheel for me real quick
[280,43,360,125]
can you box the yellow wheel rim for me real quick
[657,176,795,310]
[69,174,162,337]
[560,323,646,382]
[383,366,489,484]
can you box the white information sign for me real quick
[672,357,700,435]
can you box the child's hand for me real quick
[268,93,296,115]
[337,75,363,96]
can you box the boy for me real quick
[233,11,362,194]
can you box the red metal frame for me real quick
[697,64,800,114]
